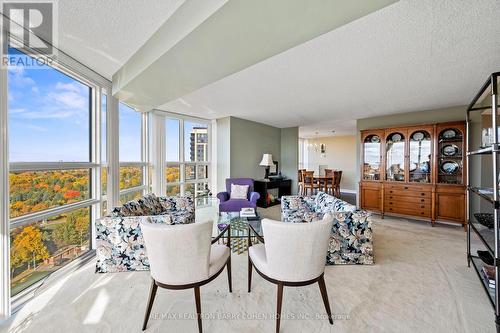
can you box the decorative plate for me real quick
[412,131,425,141]
[391,133,402,142]
[409,162,417,172]
[442,129,457,139]
[441,161,459,174]
[441,144,459,156]
[370,135,380,143]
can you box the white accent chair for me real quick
[141,220,231,333]
[248,216,334,333]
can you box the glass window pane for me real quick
[185,164,196,181]
[119,189,144,204]
[10,207,91,296]
[184,122,208,162]
[101,167,107,195]
[196,165,208,180]
[386,133,405,182]
[9,169,90,219]
[166,165,180,183]
[119,166,143,190]
[119,102,141,162]
[8,48,91,162]
[102,201,107,217]
[166,184,180,196]
[196,182,210,197]
[184,183,195,196]
[166,119,180,162]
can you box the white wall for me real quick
[305,135,357,192]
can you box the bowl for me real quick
[474,213,494,229]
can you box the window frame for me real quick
[157,111,212,197]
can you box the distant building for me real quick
[190,127,208,162]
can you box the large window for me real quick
[165,117,210,197]
[119,102,148,203]
[8,48,97,296]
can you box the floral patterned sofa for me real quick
[95,194,194,273]
[281,192,373,265]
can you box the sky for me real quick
[8,48,207,163]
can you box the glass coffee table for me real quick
[216,212,263,254]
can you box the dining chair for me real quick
[302,170,318,195]
[141,220,232,333]
[297,169,306,195]
[247,216,334,333]
[333,171,342,198]
[324,169,335,195]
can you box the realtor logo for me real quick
[1,0,58,67]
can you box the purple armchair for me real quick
[217,178,260,213]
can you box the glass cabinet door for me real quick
[409,130,432,183]
[386,132,405,181]
[363,134,381,180]
[437,127,464,184]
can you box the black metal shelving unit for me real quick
[466,72,500,332]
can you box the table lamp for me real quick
[259,153,274,179]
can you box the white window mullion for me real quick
[151,112,164,195]
[0,33,11,319]
[90,86,101,250]
[107,95,120,210]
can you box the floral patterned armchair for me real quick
[95,194,194,273]
[281,192,373,265]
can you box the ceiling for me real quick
[156,0,500,137]
[56,0,185,79]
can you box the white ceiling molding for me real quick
[112,0,398,110]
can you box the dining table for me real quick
[313,175,334,193]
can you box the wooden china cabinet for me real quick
[359,121,466,229]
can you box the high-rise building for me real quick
[190,127,208,162]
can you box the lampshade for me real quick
[259,153,273,166]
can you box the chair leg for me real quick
[276,282,284,333]
[318,275,333,325]
[227,256,232,293]
[194,286,202,333]
[248,255,252,293]
[142,279,158,331]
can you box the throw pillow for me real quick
[231,184,249,199]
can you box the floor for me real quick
[0,208,494,333]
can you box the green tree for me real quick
[11,226,49,272]
[74,216,89,246]
[53,219,78,247]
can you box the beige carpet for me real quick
[0,209,494,333]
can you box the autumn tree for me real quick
[11,226,49,273]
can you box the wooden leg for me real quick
[276,282,284,333]
[227,256,232,293]
[318,275,333,325]
[194,286,202,333]
[142,279,158,331]
[248,255,252,293]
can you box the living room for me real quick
[0,1,499,332]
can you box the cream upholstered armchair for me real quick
[248,216,334,333]
[141,220,231,333]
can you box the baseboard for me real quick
[341,189,357,194]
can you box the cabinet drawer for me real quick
[384,184,431,192]
[385,200,430,210]
[385,206,431,218]
[385,189,431,198]
[384,195,430,204]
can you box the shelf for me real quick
[468,146,495,156]
[469,187,496,205]
[469,219,494,256]
[469,255,496,308]
[439,138,463,143]
[438,156,463,159]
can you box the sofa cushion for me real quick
[314,191,356,214]
[327,210,373,265]
[281,196,317,223]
